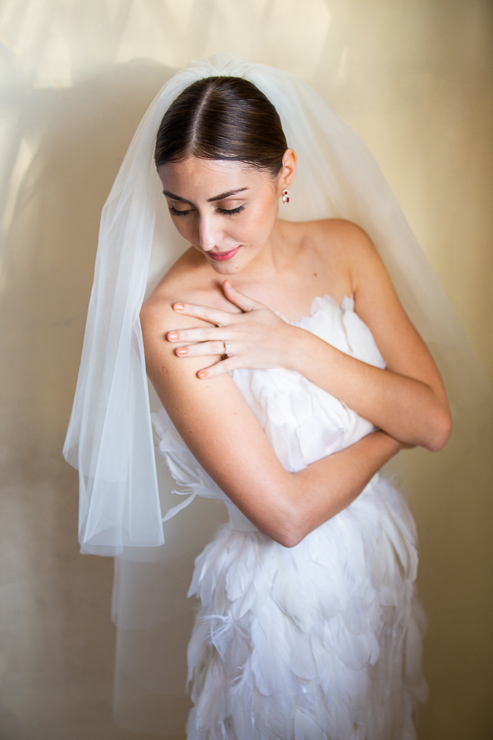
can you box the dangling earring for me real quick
[281,189,290,204]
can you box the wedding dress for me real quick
[63,54,490,739]
[152,294,428,739]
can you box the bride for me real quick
[140,73,449,738]
[64,57,460,739]
[143,73,450,544]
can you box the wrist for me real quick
[286,326,317,373]
[372,429,403,457]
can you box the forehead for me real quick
[157,156,270,197]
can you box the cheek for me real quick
[171,216,194,240]
[247,200,278,232]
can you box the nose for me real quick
[198,215,223,252]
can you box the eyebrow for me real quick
[162,187,248,204]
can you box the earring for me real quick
[281,189,290,204]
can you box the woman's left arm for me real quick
[290,235,452,451]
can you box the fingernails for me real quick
[197,370,208,379]
[173,303,184,311]
[224,280,231,289]
[168,332,178,341]
[176,347,188,356]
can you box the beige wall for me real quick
[1,1,491,738]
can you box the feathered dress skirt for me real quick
[153,296,428,739]
[185,476,428,740]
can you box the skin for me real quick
[140,151,452,547]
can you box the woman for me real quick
[137,72,449,738]
[65,56,467,739]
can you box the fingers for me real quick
[171,282,263,329]
[174,341,232,358]
[222,280,262,312]
[172,302,236,326]
[196,357,236,380]
[167,327,227,343]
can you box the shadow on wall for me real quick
[0,59,184,740]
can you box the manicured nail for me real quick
[168,332,178,341]
[173,303,184,311]
[197,370,208,379]
[176,347,188,356]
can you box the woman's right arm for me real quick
[141,298,402,548]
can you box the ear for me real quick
[278,149,297,193]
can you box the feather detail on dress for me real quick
[153,296,428,740]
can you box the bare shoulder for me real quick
[143,249,201,315]
[305,218,374,259]
[314,220,432,378]
[141,248,225,334]
[293,218,378,297]
[140,250,225,394]
[303,219,398,309]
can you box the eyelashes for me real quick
[168,205,245,217]
[168,206,190,217]
[219,205,244,216]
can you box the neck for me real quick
[240,219,295,280]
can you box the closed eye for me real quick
[168,205,191,217]
[168,204,245,217]
[218,205,244,216]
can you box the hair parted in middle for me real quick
[154,76,288,178]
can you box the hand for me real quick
[166,280,298,378]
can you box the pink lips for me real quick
[207,246,241,262]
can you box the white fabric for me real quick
[63,53,489,557]
[63,54,491,735]
[153,295,384,513]
[151,295,427,738]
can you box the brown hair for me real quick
[154,76,287,178]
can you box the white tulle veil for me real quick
[63,54,491,732]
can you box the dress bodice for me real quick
[152,294,386,522]
[231,294,385,471]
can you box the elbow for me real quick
[275,528,304,549]
[268,478,325,548]
[424,407,453,452]
[269,505,308,549]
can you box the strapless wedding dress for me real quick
[152,295,428,740]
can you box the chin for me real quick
[209,260,243,275]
